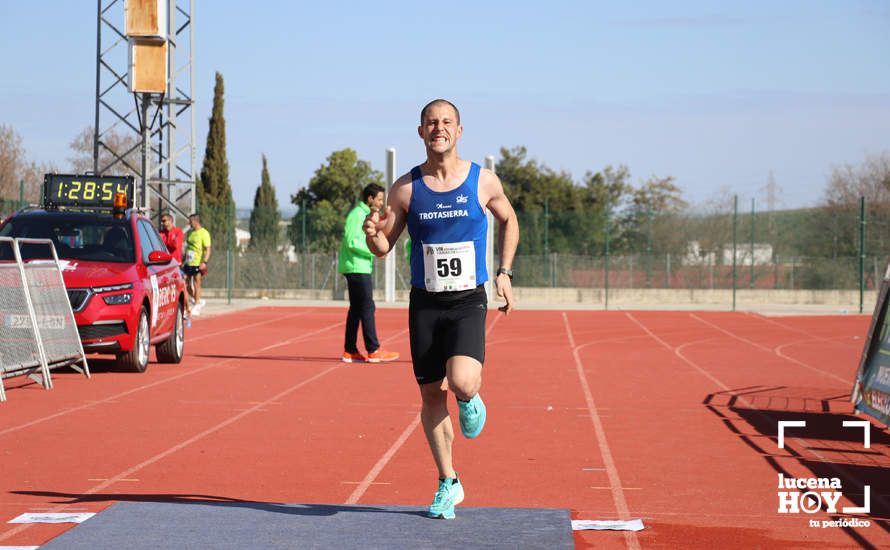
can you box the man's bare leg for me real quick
[420,356,482,519]
[194,273,203,304]
[419,356,483,477]
[420,378,455,479]
[186,275,196,305]
[446,355,482,401]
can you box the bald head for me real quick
[420,99,460,125]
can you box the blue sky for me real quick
[2,0,888,211]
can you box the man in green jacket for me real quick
[338,183,400,363]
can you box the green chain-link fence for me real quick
[187,197,888,311]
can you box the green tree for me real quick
[0,124,51,205]
[578,166,631,254]
[496,146,577,212]
[496,147,636,255]
[496,146,587,254]
[819,152,890,260]
[248,154,281,251]
[289,148,384,253]
[197,72,235,253]
[680,188,734,271]
[619,175,688,255]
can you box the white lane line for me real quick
[382,328,409,344]
[188,310,312,343]
[344,312,504,506]
[563,312,640,550]
[626,312,730,391]
[344,413,422,505]
[744,312,862,347]
[625,312,890,525]
[0,365,339,543]
[0,321,343,438]
[773,340,854,385]
[689,313,849,385]
[86,479,138,482]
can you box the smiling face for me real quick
[418,101,462,156]
[367,191,384,211]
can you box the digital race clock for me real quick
[43,174,134,211]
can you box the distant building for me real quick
[279,243,298,263]
[722,243,773,266]
[683,240,773,266]
[682,241,717,266]
[237,227,297,263]
[235,227,250,251]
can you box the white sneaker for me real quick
[199,299,206,307]
[192,304,203,316]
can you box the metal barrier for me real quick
[0,238,89,402]
[0,237,50,400]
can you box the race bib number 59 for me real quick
[423,241,476,292]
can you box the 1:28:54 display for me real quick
[58,180,128,201]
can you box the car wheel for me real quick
[156,301,184,363]
[118,307,150,372]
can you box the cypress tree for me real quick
[249,154,281,251]
[198,71,235,253]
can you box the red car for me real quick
[0,208,186,372]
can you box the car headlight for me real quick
[103,293,132,305]
[93,283,134,293]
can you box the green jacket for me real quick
[338,201,375,274]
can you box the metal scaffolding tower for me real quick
[93,0,196,221]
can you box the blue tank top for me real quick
[407,162,488,290]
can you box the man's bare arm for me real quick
[482,170,519,313]
[484,172,518,267]
[365,175,410,257]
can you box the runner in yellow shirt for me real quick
[184,214,212,315]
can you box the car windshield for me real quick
[0,214,134,263]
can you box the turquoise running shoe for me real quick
[458,394,487,438]
[428,477,464,519]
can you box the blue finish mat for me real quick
[40,501,573,549]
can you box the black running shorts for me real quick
[409,285,487,385]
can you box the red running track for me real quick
[0,307,887,548]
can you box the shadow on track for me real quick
[11,490,427,518]
[703,385,890,549]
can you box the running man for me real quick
[338,183,400,363]
[184,213,211,316]
[364,99,519,519]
